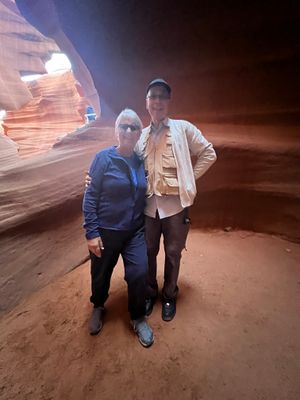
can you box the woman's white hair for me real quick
[115,108,143,131]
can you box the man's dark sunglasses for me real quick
[118,123,140,132]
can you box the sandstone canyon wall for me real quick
[0,119,299,316]
[3,71,87,158]
[0,0,59,110]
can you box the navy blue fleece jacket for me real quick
[83,146,147,240]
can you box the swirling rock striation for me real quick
[3,71,87,158]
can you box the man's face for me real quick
[146,85,170,123]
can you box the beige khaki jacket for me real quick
[135,118,217,208]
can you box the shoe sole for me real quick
[132,322,154,347]
[162,315,175,322]
[145,309,153,317]
[89,322,103,335]
[138,336,154,348]
[162,310,176,322]
[90,327,102,335]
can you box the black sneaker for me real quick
[89,306,104,335]
[145,297,156,316]
[162,299,176,321]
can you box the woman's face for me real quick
[116,117,141,152]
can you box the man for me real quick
[135,78,217,321]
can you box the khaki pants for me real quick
[145,209,190,300]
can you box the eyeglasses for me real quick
[147,94,170,101]
[118,123,140,132]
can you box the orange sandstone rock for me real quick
[3,71,88,158]
[0,0,59,110]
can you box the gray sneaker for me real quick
[89,306,104,335]
[131,317,154,347]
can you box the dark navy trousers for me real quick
[90,226,147,320]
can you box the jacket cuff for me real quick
[85,232,100,240]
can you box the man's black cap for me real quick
[146,78,171,95]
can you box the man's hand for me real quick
[87,237,104,257]
[85,171,92,188]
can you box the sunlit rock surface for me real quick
[3,71,87,158]
[0,133,19,167]
[0,0,59,110]
[13,0,101,116]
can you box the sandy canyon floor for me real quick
[0,229,299,400]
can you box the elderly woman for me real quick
[83,109,154,347]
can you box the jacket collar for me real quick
[149,117,170,132]
[108,146,143,164]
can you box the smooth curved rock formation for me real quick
[3,71,88,158]
[0,120,114,314]
[14,0,100,116]
[0,0,59,110]
[192,124,300,241]
[0,0,100,118]
[0,132,19,167]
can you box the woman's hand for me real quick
[87,237,104,257]
[85,171,92,188]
